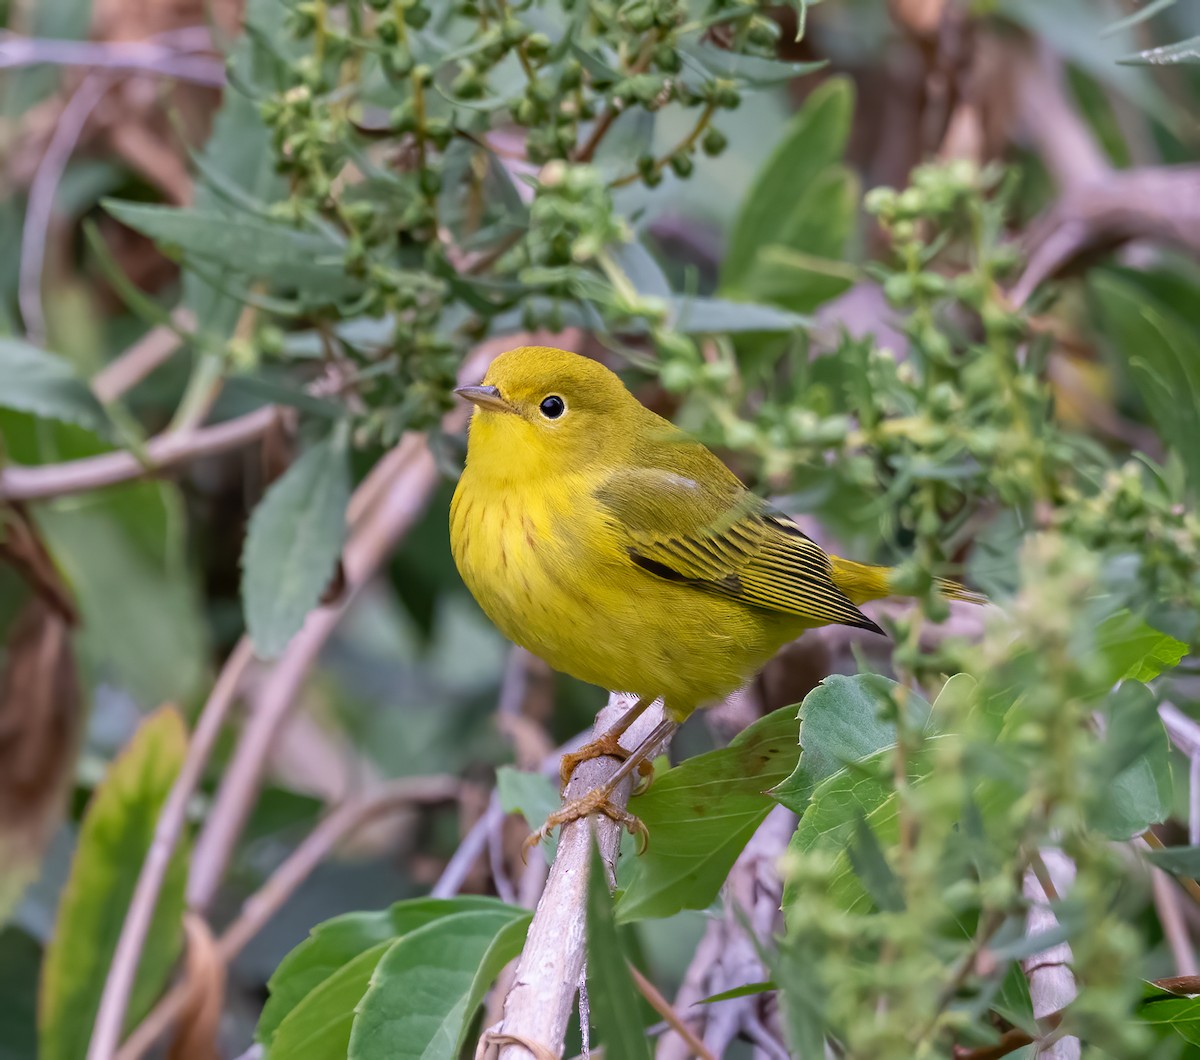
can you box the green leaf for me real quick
[183,0,288,337]
[669,297,810,334]
[39,708,189,1060]
[733,167,860,312]
[1145,847,1200,878]
[1089,684,1172,840]
[242,431,351,658]
[771,674,923,817]
[1122,34,1200,66]
[1104,0,1178,37]
[678,40,826,86]
[722,77,854,291]
[1090,271,1200,491]
[104,201,356,296]
[846,812,904,912]
[615,704,801,922]
[0,339,112,437]
[587,842,653,1059]
[1093,610,1188,686]
[496,766,560,862]
[32,477,208,706]
[270,942,392,1060]
[347,905,531,1060]
[258,896,509,1044]
[699,980,777,1004]
[0,928,40,1060]
[1140,981,1200,1045]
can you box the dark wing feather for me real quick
[595,465,882,633]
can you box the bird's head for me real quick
[454,346,643,481]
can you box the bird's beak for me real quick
[453,384,514,414]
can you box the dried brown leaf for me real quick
[166,913,226,1060]
[0,597,82,921]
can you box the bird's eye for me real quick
[539,395,566,420]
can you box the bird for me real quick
[449,345,983,853]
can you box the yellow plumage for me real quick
[449,346,979,725]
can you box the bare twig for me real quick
[0,405,281,502]
[433,793,506,900]
[91,310,194,403]
[1152,867,1198,976]
[117,775,461,1060]
[628,964,715,1060]
[86,637,255,1060]
[19,72,113,344]
[1010,42,1200,307]
[0,27,223,84]
[492,692,671,1059]
[1159,703,1200,846]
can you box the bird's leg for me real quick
[524,718,679,862]
[557,694,656,790]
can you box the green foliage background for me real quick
[2,0,1200,1057]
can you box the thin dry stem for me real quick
[86,638,254,1060]
[0,405,281,502]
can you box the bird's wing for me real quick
[594,465,882,633]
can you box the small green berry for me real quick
[701,127,727,156]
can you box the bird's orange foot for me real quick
[559,732,633,789]
[521,789,650,863]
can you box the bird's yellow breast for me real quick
[449,468,805,719]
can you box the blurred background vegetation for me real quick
[2,0,1200,1057]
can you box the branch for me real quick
[1021,850,1079,1060]
[116,775,461,1060]
[489,692,671,1058]
[1010,42,1200,306]
[91,309,194,403]
[18,72,113,345]
[0,29,225,84]
[0,405,281,502]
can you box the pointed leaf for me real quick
[347,905,530,1060]
[38,708,189,1060]
[771,674,925,817]
[615,704,801,922]
[723,78,854,290]
[587,842,653,1059]
[0,339,112,437]
[269,942,392,1060]
[242,431,351,658]
[1145,847,1200,878]
[496,766,560,863]
[259,896,509,1044]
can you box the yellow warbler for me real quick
[450,346,981,848]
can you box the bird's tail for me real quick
[829,555,987,607]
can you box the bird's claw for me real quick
[520,789,650,864]
[558,732,632,790]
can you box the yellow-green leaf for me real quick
[38,707,190,1060]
